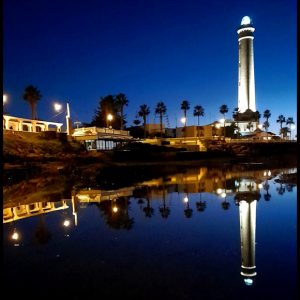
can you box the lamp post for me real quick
[3,94,8,114]
[181,117,186,138]
[54,101,72,135]
[107,113,113,128]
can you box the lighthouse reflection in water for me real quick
[3,166,297,298]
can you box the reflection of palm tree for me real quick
[184,195,193,218]
[143,196,154,218]
[97,198,135,230]
[196,192,206,212]
[221,199,230,210]
[276,183,285,195]
[159,184,170,219]
[35,215,51,245]
[263,181,271,201]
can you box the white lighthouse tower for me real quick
[238,16,256,113]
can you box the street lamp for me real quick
[3,94,8,114]
[107,113,113,128]
[181,117,186,138]
[53,101,72,135]
[3,94,7,105]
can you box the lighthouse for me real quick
[238,16,256,113]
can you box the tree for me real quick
[246,121,254,132]
[181,100,190,127]
[286,117,295,140]
[91,95,123,129]
[193,105,204,138]
[155,101,167,136]
[263,109,271,140]
[138,104,150,138]
[23,85,42,120]
[276,115,286,138]
[133,119,141,126]
[263,120,270,134]
[219,104,228,139]
[115,93,129,130]
[280,126,290,139]
[232,107,240,120]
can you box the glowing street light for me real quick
[107,113,113,128]
[3,94,7,105]
[53,101,72,135]
[112,206,118,213]
[54,103,62,112]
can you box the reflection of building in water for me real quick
[138,167,276,196]
[72,187,134,226]
[3,201,68,223]
[235,187,260,285]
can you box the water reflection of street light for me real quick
[11,228,20,246]
[54,101,72,135]
[63,219,71,227]
[107,113,113,128]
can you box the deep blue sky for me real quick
[3,0,296,135]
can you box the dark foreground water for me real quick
[3,164,297,299]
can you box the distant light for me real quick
[107,114,113,121]
[244,278,253,286]
[112,206,118,213]
[258,183,263,189]
[3,94,7,104]
[267,170,271,176]
[263,171,267,176]
[216,188,223,194]
[183,195,189,203]
[221,192,227,198]
[63,220,70,227]
[181,117,186,124]
[241,16,251,26]
[54,103,62,112]
[12,232,19,240]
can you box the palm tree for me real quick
[115,93,129,130]
[193,105,204,138]
[138,104,150,138]
[232,107,240,120]
[263,109,271,122]
[263,109,271,140]
[155,101,167,136]
[263,120,270,135]
[219,104,228,139]
[193,105,204,125]
[23,85,42,120]
[133,119,141,126]
[181,100,190,127]
[276,115,285,139]
[246,121,254,132]
[286,117,295,140]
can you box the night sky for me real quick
[3,0,296,135]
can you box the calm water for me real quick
[3,164,297,299]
